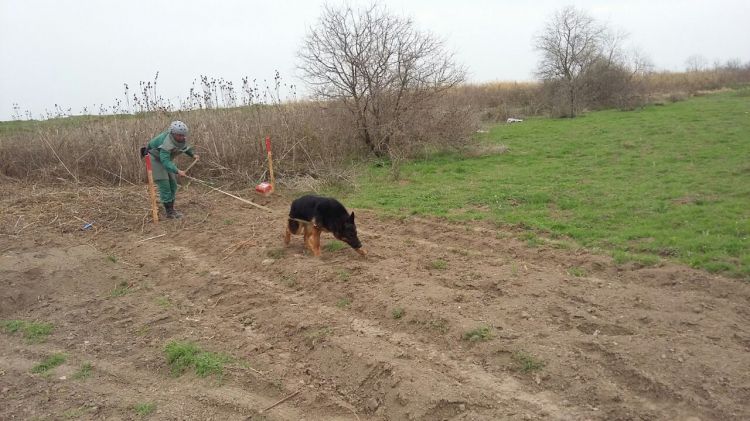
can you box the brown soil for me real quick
[1,184,749,420]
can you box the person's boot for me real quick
[164,202,181,219]
[171,201,184,218]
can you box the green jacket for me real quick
[147,131,194,178]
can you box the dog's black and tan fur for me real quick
[284,195,365,257]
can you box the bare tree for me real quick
[685,54,708,72]
[298,3,465,157]
[535,6,605,116]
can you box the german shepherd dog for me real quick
[284,195,366,257]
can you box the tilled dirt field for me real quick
[1,184,749,420]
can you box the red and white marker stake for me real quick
[255,136,275,196]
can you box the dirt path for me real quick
[1,185,749,420]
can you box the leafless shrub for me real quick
[446,82,544,122]
[534,6,659,116]
[298,3,468,159]
[535,6,605,117]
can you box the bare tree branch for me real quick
[298,3,466,156]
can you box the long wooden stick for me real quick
[265,136,275,192]
[184,157,199,173]
[185,175,272,212]
[261,390,300,413]
[144,155,159,224]
[136,233,166,243]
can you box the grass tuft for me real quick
[279,274,297,287]
[2,320,54,343]
[111,281,130,297]
[324,241,347,252]
[512,351,545,372]
[337,269,351,281]
[134,402,156,417]
[427,259,448,270]
[164,341,230,378]
[72,362,93,380]
[568,266,587,277]
[31,353,67,374]
[155,296,171,308]
[266,248,285,259]
[462,325,492,342]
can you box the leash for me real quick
[184,175,272,212]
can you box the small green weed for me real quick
[107,255,117,263]
[512,351,545,372]
[337,269,351,282]
[280,274,297,287]
[463,325,492,342]
[336,298,351,309]
[72,362,93,380]
[266,248,285,259]
[2,320,54,343]
[522,232,542,248]
[3,319,23,333]
[165,341,200,376]
[304,326,333,348]
[31,353,67,374]
[134,402,156,417]
[194,352,231,378]
[111,281,130,297]
[306,326,333,339]
[428,259,448,270]
[63,406,91,419]
[568,267,587,277]
[223,219,234,225]
[324,241,347,252]
[391,307,405,319]
[164,341,230,378]
[411,318,449,334]
[155,296,171,308]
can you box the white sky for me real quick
[1,0,748,120]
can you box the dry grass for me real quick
[0,182,159,237]
[2,68,748,187]
[0,98,474,186]
[645,67,750,96]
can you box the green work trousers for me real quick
[155,174,178,204]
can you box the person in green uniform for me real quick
[145,121,199,219]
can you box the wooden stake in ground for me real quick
[265,136,275,192]
[144,155,159,224]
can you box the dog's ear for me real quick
[349,211,355,222]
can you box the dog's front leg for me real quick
[311,226,322,257]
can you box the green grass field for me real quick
[341,90,750,278]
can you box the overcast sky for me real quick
[1,0,748,121]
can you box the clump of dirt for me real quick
[1,183,749,420]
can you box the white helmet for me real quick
[169,120,189,136]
